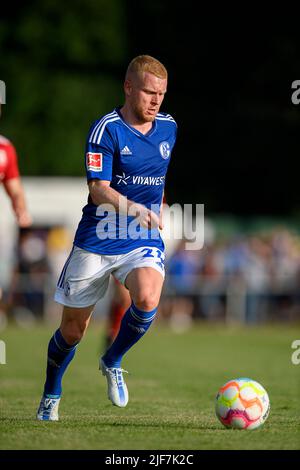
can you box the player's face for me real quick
[128,72,167,123]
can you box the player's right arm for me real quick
[85,121,159,229]
[88,179,159,229]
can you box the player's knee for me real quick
[60,322,87,345]
[61,330,83,345]
[133,289,159,312]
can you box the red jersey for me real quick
[0,135,20,182]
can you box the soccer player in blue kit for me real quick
[37,55,177,420]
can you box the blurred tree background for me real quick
[1,2,300,218]
[0,0,127,176]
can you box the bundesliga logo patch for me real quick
[86,152,102,172]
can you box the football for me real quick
[215,378,270,429]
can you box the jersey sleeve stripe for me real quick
[156,113,177,124]
[94,117,120,145]
[88,111,118,143]
[156,116,177,125]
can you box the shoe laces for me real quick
[106,367,128,387]
[44,398,59,409]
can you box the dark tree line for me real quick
[1,2,300,216]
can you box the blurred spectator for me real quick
[242,236,272,323]
[162,239,201,326]
[47,226,72,281]
[198,243,226,320]
[8,228,50,320]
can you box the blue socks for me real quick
[43,304,157,396]
[44,329,78,398]
[102,303,157,368]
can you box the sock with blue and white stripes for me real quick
[102,302,157,368]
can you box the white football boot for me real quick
[100,359,129,407]
[37,396,61,421]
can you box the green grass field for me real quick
[0,321,299,450]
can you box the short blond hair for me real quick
[125,55,168,81]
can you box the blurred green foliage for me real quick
[0,0,128,176]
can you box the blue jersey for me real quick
[74,107,177,255]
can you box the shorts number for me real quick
[141,248,165,268]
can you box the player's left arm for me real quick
[3,177,32,227]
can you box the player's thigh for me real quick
[55,246,111,308]
[125,267,164,309]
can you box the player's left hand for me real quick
[159,208,164,230]
[129,203,160,229]
[146,209,160,229]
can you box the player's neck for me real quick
[119,106,153,135]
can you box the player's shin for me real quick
[102,303,157,368]
[43,329,79,398]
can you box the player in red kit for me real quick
[0,96,32,325]
[0,103,32,228]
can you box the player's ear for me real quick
[124,79,132,97]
